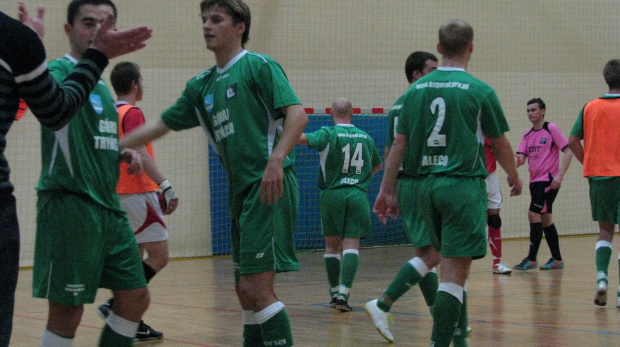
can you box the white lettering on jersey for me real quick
[340,177,359,185]
[213,108,235,141]
[214,122,235,141]
[64,283,85,296]
[213,109,229,126]
[337,133,368,139]
[422,155,449,166]
[93,136,119,151]
[98,119,117,134]
[416,81,470,90]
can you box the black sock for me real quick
[527,222,543,261]
[543,224,562,261]
[143,262,157,283]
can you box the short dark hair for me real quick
[110,62,140,96]
[603,59,620,89]
[67,0,117,25]
[200,0,251,47]
[527,98,546,110]
[404,51,438,84]
[438,19,473,58]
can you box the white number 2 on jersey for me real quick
[341,143,364,174]
[427,97,447,147]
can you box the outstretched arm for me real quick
[12,5,152,130]
[297,133,309,146]
[120,118,171,149]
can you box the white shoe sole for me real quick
[594,282,607,306]
[364,300,394,343]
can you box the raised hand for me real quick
[18,2,45,39]
[90,13,152,59]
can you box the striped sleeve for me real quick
[15,48,108,130]
[1,12,108,130]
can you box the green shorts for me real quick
[397,179,433,248]
[319,187,371,239]
[409,175,487,258]
[589,177,620,223]
[230,169,299,280]
[33,191,146,306]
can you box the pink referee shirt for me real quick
[517,122,568,183]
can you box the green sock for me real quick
[324,254,341,295]
[243,324,263,347]
[452,291,468,347]
[418,270,438,309]
[431,290,462,347]
[380,261,423,312]
[341,251,359,290]
[99,324,134,347]
[260,309,293,347]
[596,245,612,284]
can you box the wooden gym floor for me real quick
[10,234,620,346]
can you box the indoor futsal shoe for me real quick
[594,281,608,306]
[539,258,564,270]
[135,321,163,341]
[492,261,513,274]
[513,258,538,270]
[336,297,352,312]
[364,299,394,343]
[96,299,113,320]
[330,295,338,308]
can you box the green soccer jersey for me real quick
[305,124,381,191]
[36,55,123,212]
[386,94,405,148]
[162,50,301,203]
[397,67,509,178]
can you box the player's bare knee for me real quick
[115,287,150,317]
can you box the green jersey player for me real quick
[365,51,439,343]
[120,1,308,346]
[372,19,522,347]
[299,98,382,312]
[32,1,150,346]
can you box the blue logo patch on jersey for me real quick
[89,94,104,114]
[204,94,214,113]
[540,137,547,144]
[226,84,237,99]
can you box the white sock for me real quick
[243,310,258,325]
[41,329,73,347]
[408,257,429,277]
[254,301,285,325]
[438,282,464,304]
[107,312,140,338]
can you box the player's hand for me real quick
[120,149,142,176]
[260,159,283,205]
[373,192,399,225]
[19,2,45,39]
[549,175,563,190]
[90,13,152,59]
[158,179,179,215]
[507,175,523,196]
